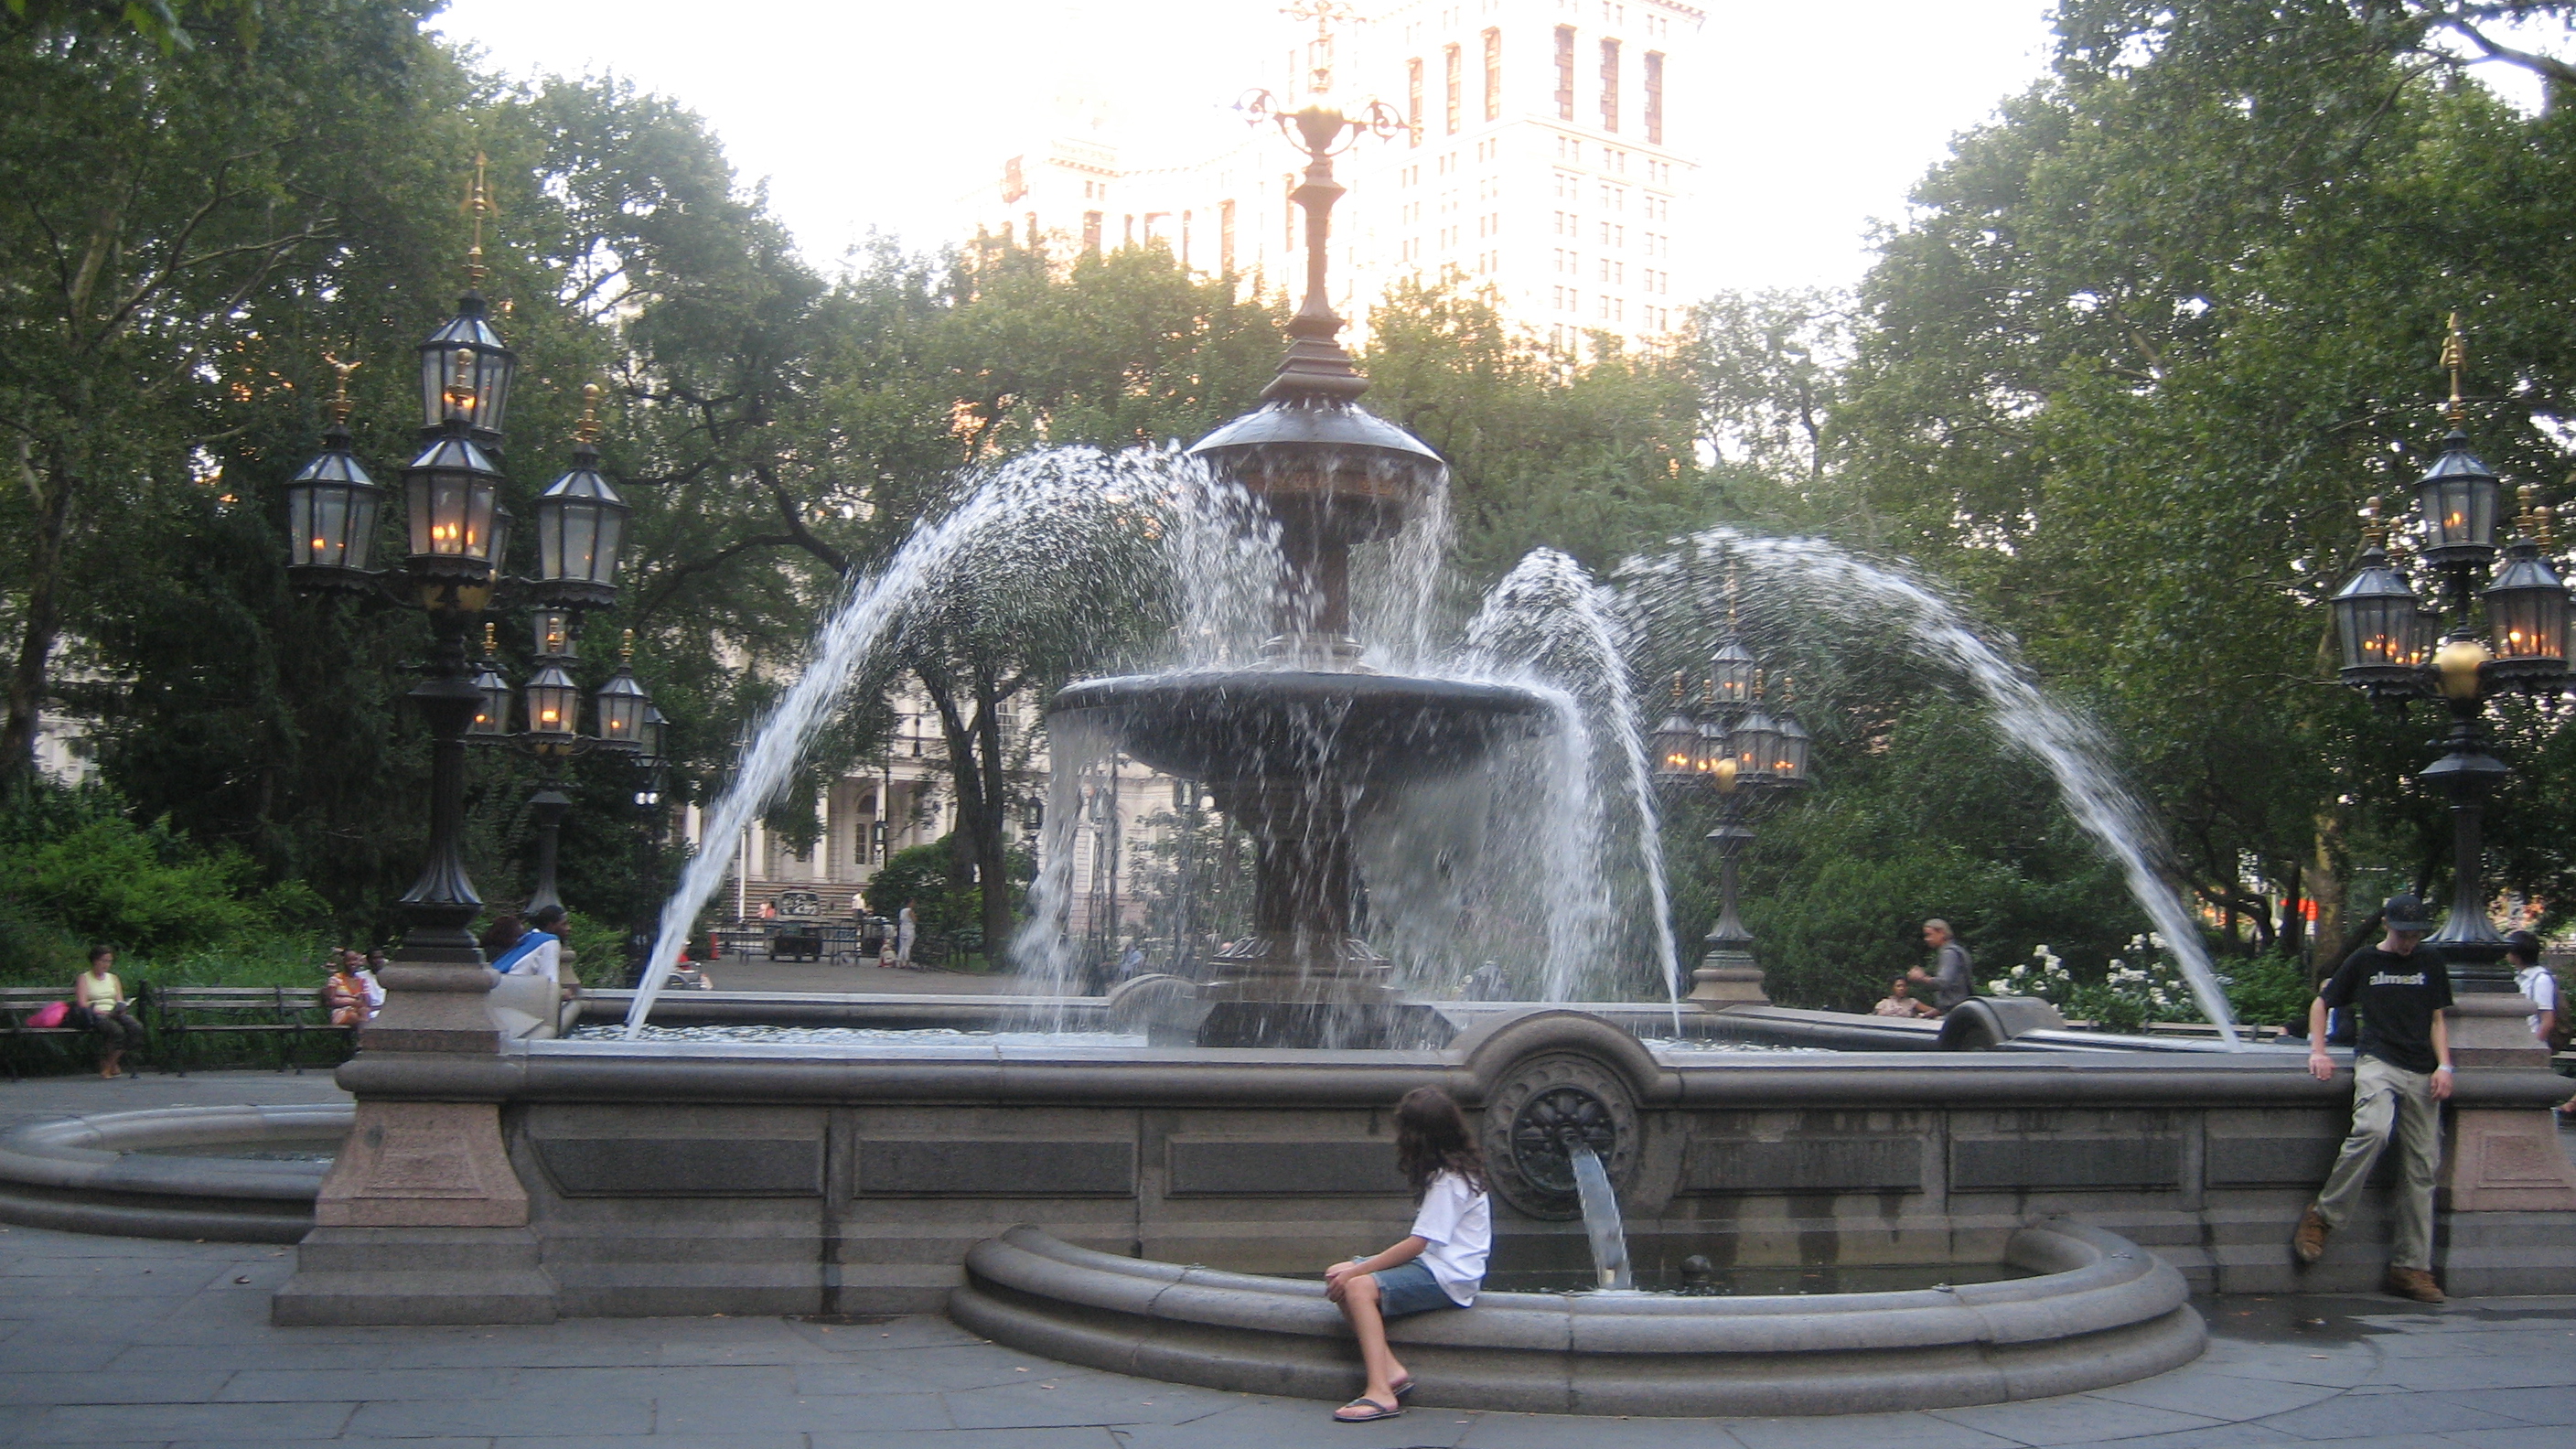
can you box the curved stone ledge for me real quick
[0,1104,347,1242]
[949,1221,2206,1417]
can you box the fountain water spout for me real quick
[1570,1143,1634,1293]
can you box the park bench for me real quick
[145,983,353,1075]
[0,984,112,1079]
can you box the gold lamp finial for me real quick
[2537,502,2558,550]
[321,352,360,426]
[2441,311,2467,426]
[1752,668,1767,703]
[2361,495,2388,550]
[482,620,498,657]
[462,152,495,286]
[575,382,604,445]
[620,627,636,663]
[1669,669,1688,705]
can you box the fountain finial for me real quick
[2441,310,2468,427]
[1238,6,1405,405]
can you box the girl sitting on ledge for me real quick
[1323,1086,1490,1423]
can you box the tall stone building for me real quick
[969,0,1705,358]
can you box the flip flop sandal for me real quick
[1390,1376,1415,1400]
[1334,1397,1401,1422]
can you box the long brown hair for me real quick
[1393,1086,1486,1198]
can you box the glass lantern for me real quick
[1650,712,1702,785]
[416,295,515,438]
[1709,638,1756,709]
[595,666,649,751]
[284,426,382,578]
[2331,543,2428,690]
[1696,718,1729,778]
[637,704,668,768]
[402,430,502,568]
[531,608,573,660]
[1730,707,1783,785]
[534,443,630,607]
[2415,433,2501,568]
[2484,540,2571,686]
[524,662,580,739]
[469,660,512,736]
[1771,711,1811,787]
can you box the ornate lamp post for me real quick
[277,159,638,1049]
[2327,317,2568,987]
[1653,590,1810,1009]
[2321,316,2576,1219]
[467,617,657,917]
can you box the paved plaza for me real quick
[6,1074,2576,1448]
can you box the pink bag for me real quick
[25,1001,70,1028]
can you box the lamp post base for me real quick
[2441,993,2576,1212]
[1688,945,1769,1009]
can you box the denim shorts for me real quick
[1369,1261,1465,1318]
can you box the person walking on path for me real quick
[896,899,918,968]
[1910,919,1974,1014]
[1323,1086,1491,1423]
[2292,893,2454,1303]
[72,944,145,1079]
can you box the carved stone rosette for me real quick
[1478,1052,1639,1221]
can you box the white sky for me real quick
[427,1,2061,292]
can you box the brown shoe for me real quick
[2386,1266,2446,1303]
[2292,1207,2332,1264]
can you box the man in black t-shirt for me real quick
[2291,894,2455,1303]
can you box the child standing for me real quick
[1323,1086,1490,1423]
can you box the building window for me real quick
[1482,27,1501,122]
[1599,38,1620,133]
[1081,211,1102,253]
[1220,199,1236,273]
[1643,50,1665,145]
[1553,26,1575,121]
[1408,57,1424,145]
[1444,43,1462,134]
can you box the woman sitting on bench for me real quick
[73,944,145,1079]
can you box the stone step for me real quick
[291,1225,544,1274]
[272,1268,557,1326]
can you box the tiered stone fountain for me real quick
[1055,127,1546,1046]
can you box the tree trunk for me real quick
[914,660,1017,967]
[971,668,1015,959]
[2311,809,2349,980]
[1,450,75,778]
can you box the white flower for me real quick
[2148,932,2167,950]
[1989,980,2011,994]
[2034,945,2051,956]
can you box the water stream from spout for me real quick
[1466,550,1684,1021]
[1570,1144,1634,1293]
[623,449,1227,1036]
[1624,529,2241,1045]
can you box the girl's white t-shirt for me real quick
[1410,1170,1492,1305]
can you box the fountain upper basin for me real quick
[1054,669,1551,786]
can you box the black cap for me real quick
[2383,894,2434,932]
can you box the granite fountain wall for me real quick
[272,1009,2576,1326]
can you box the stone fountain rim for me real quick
[949,1218,2207,1416]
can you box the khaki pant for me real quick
[2313,1055,2442,1270]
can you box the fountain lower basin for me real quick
[951,1218,2203,1417]
[0,1103,347,1242]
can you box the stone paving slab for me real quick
[4,1216,2575,1448]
